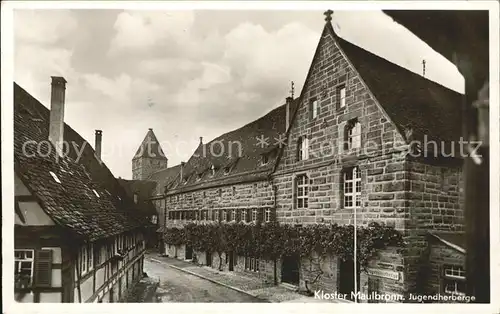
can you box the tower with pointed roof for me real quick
[132,128,168,180]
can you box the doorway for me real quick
[338,258,360,301]
[185,246,193,260]
[281,255,300,285]
[206,251,212,267]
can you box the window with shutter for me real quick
[15,249,34,288]
[34,249,52,287]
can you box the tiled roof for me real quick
[14,83,147,241]
[429,231,466,253]
[329,23,463,142]
[146,164,182,195]
[165,100,299,193]
[133,128,168,160]
[117,178,157,215]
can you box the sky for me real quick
[13,9,464,179]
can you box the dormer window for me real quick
[49,171,61,184]
[196,173,202,181]
[224,167,231,175]
[261,154,269,166]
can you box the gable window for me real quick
[443,265,466,296]
[343,166,361,208]
[252,209,258,222]
[14,249,34,288]
[295,174,309,209]
[310,99,319,119]
[264,208,271,223]
[297,136,309,161]
[337,85,346,109]
[345,118,361,151]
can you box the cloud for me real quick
[108,10,195,55]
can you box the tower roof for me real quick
[133,128,168,160]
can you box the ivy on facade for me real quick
[165,221,404,270]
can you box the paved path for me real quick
[144,254,265,302]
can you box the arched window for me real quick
[343,166,361,208]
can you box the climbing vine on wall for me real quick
[164,221,404,269]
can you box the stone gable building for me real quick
[134,15,466,302]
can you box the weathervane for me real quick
[324,9,333,22]
[290,81,295,99]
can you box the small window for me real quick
[49,171,61,184]
[232,186,236,196]
[338,85,346,108]
[134,194,138,203]
[241,209,247,222]
[252,209,258,222]
[81,245,88,274]
[196,173,202,181]
[343,166,361,208]
[14,249,34,288]
[443,265,466,296]
[214,210,219,221]
[253,184,257,194]
[203,191,206,198]
[264,208,271,222]
[231,210,236,221]
[222,210,227,222]
[224,167,231,175]
[218,189,222,197]
[295,174,309,209]
[297,136,309,161]
[345,119,361,151]
[310,99,319,119]
[261,154,269,166]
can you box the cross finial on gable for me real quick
[324,9,333,22]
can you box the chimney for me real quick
[180,161,186,182]
[49,76,67,158]
[95,130,102,160]
[285,96,293,131]
[199,137,203,145]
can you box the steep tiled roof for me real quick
[146,164,182,195]
[117,179,157,215]
[429,231,466,253]
[329,23,463,142]
[165,100,298,193]
[133,128,168,160]
[14,83,146,241]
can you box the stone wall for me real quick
[403,160,463,293]
[132,158,168,181]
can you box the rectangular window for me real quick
[231,210,236,221]
[241,209,247,222]
[81,245,88,274]
[338,85,346,108]
[214,210,219,222]
[245,257,260,272]
[265,208,271,222]
[310,99,319,119]
[344,166,361,208]
[443,265,466,296]
[296,174,309,209]
[15,249,34,288]
[88,243,94,271]
[297,136,309,161]
[252,209,258,222]
[346,119,361,150]
[222,210,227,222]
